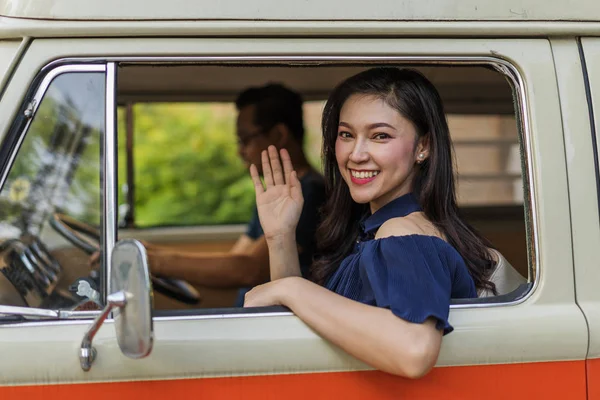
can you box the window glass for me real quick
[0,72,105,310]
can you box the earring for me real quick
[417,153,425,163]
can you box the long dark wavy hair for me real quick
[311,67,496,293]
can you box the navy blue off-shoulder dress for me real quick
[325,193,477,334]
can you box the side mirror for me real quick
[80,239,153,371]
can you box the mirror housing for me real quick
[111,240,154,358]
[79,239,154,371]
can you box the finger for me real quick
[290,171,304,204]
[280,148,295,183]
[291,170,302,189]
[269,145,285,185]
[261,150,274,188]
[249,164,264,194]
[243,290,254,307]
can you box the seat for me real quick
[478,248,527,297]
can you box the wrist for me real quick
[265,231,296,246]
[278,276,304,308]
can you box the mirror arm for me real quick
[80,290,129,372]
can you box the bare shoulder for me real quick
[375,212,445,241]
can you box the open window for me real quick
[113,62,530,312]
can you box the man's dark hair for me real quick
[235,83,305,143]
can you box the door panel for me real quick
[589,358,600,400]
[0,39,23,97]
[0,362,587,400]
[0,37,588,397]
[580,37,600,399]
[0,305,589,385]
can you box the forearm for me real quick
[266,234,302,280]
[150,249,268,288]
[281,278,442,378]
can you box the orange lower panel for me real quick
[0,360,586,400]
[588,357,600,400]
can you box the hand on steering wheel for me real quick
[50,213,201,305]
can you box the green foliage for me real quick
[120,103,255,227]
[117,101,325,228]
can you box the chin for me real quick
[349,192,374,205]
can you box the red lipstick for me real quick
[349,170,379,185]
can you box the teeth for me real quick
[351,170,379,178]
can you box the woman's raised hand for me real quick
[250,146,304,241]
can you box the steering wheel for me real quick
[49,213,201,305]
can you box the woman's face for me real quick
[335,94,427,213]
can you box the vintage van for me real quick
[0,0,599,398]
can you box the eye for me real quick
[338,131,353,139]
[373,133,391,140]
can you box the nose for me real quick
[348,138,369,164]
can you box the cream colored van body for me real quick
[0,1,598,398]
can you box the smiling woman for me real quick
[335,95,425,210]
[243,68,498,377]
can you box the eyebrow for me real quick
[339,121,397,131]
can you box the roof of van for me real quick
[1,0,599,22]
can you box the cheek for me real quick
[377,141,416,168]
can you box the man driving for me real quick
[145,84,325,301]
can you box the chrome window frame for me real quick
[103,62,117,301]
[0,55,536,325]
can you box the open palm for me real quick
[250,146,304,240]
